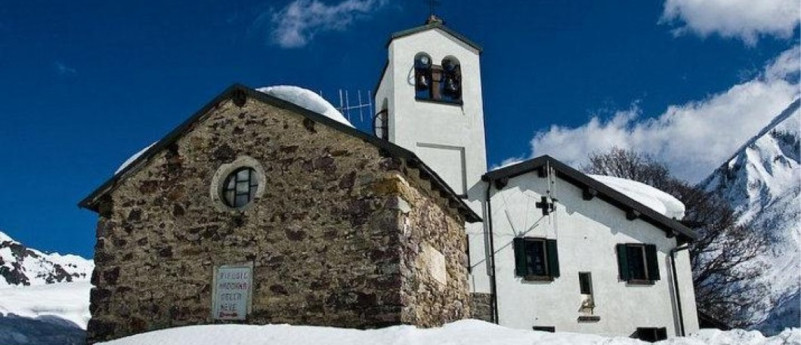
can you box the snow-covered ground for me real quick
[0,280,797,345]
[99,320,800,345]
[0,281,91,329]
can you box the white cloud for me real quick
[268,0,386,48]
[522,45,800,183]
[660,0,800,45]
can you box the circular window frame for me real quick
[210,156,266,212]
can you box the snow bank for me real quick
[99,320,800,345]
[0,281,91,329]
[590,175,686,220]
[256,85,353,128]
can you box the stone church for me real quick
[81,16,699,343]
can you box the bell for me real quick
[445,78,459,94]
[417,74,430,88]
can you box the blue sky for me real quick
[0,1,798,258]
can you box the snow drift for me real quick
[98,320,801,345]
[0,281,91,329]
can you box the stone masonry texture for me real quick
[86,93,471,343]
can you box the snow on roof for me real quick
[114,85,351,176]
[256,85,353,128]
[115,142,156,175]
[97,318,797,345]
[589,175,686,220]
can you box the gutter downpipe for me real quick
[670,243,690,336]
[485,179,499,324]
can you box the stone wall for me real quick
[469,293,493,322]
[87,94,470,343]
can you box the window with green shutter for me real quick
[513,237,560,281]
[616,243,660,283]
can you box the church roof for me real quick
[483,155,698,242]
[387,19,483,53]
[78,84,482,223]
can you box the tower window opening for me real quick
[440,57,462,102]
[413,53,462,104]
[373,109,389,140]
[414,53,433,100]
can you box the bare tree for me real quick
[582,147,768,328]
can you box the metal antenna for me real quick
[325,88,374,125]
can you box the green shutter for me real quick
[616,244,630,281]
[546,239,560,278]
[645,244,660,281]
[513,238,527,277]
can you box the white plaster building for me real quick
[373,16,700,341]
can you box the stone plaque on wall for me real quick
[422,243,448,286]
[212,264,253,320]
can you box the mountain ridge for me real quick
[0,230,94,288]
[698,98,801,334]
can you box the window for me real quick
[373,109,388,140]
[579,272,595,314]
[532,326,555,332]
[222,167,258,208]
[635,327,667,342]
[616,244,660,283]
[513,238,560,280]
[579,272,593,295]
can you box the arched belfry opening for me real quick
[373,98,389,140]
[441,56,462,102]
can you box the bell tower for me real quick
[373,15,491,303]
[373,15,487,199]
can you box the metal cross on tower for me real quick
[426,0,441,16]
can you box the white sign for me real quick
[212,264,253,320]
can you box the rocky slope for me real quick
[699,99,800,334]
[0,231,93,287]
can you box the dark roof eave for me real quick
[386,23,483,53]
[78,84,482,223]
[483,156,698,241]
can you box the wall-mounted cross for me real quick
[535,196,555,216]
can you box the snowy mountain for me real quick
[698,99,801,334]
[0,231,93,344]
[0,230,93,287]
